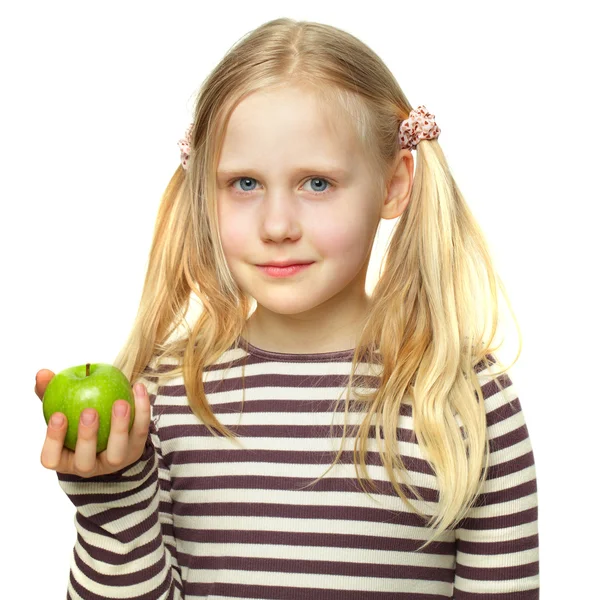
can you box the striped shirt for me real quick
[57,336,540,599]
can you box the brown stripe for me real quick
[169,474,440,501]
[176,552,456,580]
[185,581,451,599]
[174,526,454,554]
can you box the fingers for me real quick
[105,400,131,467]
[121,384,151,468]
[40,412,70,471]
[35,369,55,401]
[73,408,99,476]
[130,384,151,448]
[40,384,150,478]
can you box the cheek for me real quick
[218,205,251,259]
[310,216,370,259]
[221,224,249,258]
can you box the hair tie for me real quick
[178,104,440,170]
[177,124,193,171]
[398,105,441,151]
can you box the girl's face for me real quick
[216,85,391,349]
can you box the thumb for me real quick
[35,369,56,401]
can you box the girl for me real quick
[36,17,540,599]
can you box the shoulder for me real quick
[474,353,521,414]
[471,354,534,455]
[133,352,182,405]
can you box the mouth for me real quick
[257,260,314,267]
[256,263,314,278]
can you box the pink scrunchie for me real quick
[178,104,440,170]
[398,105,441,151]
[177,123,193,171]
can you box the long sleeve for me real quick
[56,370,184,599]
[452,368,540,599]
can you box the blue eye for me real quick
[230,176,333,195]
[235,177,258,193]
[307,178,330,193]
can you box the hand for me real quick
[35,369,151,478]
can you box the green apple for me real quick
[42,363,135,453]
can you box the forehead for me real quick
[218,86,361,168]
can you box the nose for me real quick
[259,192,302,243]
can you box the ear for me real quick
[381,149,414,220]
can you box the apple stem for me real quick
[86,363,90,377]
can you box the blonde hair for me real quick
[114,18,522,552]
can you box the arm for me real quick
[56,371,184,599]
[453,366,540,599]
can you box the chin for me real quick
[252,294,325,316]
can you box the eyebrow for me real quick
[216,166,350,179]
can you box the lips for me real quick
[257,260,314,267]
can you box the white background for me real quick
[2,0,598,597]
